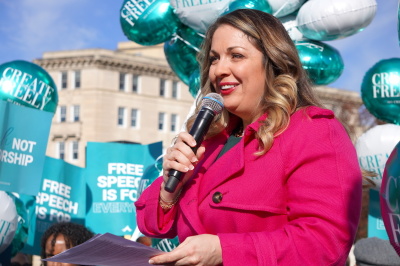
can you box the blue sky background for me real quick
[0,0,398,93]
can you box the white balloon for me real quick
[170,0,234,34]
[0,191,18,253]
[267,0,306,17]
[356,124,400,190]
[296,0,377,41]
[279,14,305,41]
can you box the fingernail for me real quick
[149,259,154,264]
[183,167,189,172]
[191,157,198,163]
[189,165,194,170]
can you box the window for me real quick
[158,112,165,130]
[172,81,179,99]
[58,142,65,160]
[159,79,166,96]
[71,141,79,160]
[61,71,68,89]
[171,114,178,132]
[131,109,139,128]
[71,105,80,122]
[74,70,81,88]
[118,107,126,126]
[132,75,139,93]
[119,73,126,91]
[59,106,66,122]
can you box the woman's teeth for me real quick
[221,85,235,90]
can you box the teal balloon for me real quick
[224,0,272,14]
[189,68,201,98]
[120,0,180,46]
[361,58,400,124]
[137,157,162,198]
[176,24,204,50]
[164,37,199,85]
[295,40,344,85]
[0,60,58,113]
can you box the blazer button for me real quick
[212,192,223,203]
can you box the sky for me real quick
[0,0,398,94]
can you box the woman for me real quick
[41,222,94,266]
[135,9,362,265]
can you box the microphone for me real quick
[164,93,224,193]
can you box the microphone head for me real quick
[202,93,224,115]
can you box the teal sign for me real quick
[0,100,53,195]
[21,156,86,255]
[85,141,162,235]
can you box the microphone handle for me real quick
[164,108,215,193]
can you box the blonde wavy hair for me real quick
[186,9,323,155]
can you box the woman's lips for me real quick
[219,84,238,95]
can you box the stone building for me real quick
[34,42,195,168]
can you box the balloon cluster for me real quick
[120,0,378,96]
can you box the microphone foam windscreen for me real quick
[202,93,224,115]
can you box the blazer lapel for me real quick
[198,137,245,202]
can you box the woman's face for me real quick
[45,234,78,266]
[209,24,266,126]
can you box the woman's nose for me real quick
[213,59,230,77]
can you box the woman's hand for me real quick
[161,132,205,201]
[149,234,222,265]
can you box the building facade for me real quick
[35,42,195,167]
[34,42,364,168]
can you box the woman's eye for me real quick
[209,56,218,64]
[232,53,244,59]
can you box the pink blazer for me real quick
[135,106,362,265]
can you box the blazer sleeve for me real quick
[135,177,178,239]
[218,113,363,265]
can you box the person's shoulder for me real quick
[292,106,334,121]
[285,106,343,136]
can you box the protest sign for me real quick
[85,141,162,235]
[21,156,86,255]
[0,101,53,195]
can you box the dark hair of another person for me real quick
[40,222,94,262]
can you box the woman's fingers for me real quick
[176,131,196,146]
[163,133,198,173]
[196,146,206,162]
